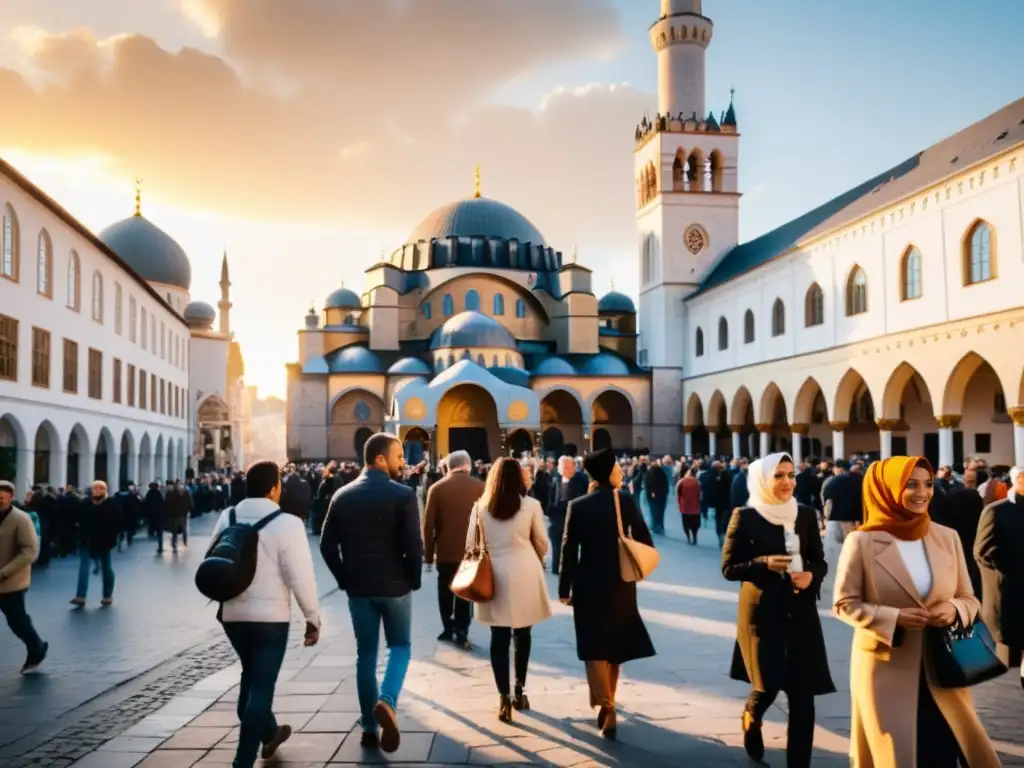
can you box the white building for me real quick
[0,162,249,496]
[638,0,1024,468]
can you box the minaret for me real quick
[652,0,712,117]
[218,251,232,337]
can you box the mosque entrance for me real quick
[449,428,490,463]
[437,384,499,462]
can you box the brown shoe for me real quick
[69,597,85,608]
[373,700,400,753]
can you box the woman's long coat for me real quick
[974,496,1024,659]
[833,525,1000,768]
[722,504,834,696]
[558,487,655,664]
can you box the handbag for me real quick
[450,508,495,603]
[614,490,660,582]
[926,616,1008,688]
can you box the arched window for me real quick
[743,309,755,344]
[515,298,526,318]
[964,221,994,284]
[492,355,499,367]
[465,289,480,311]
[422,302,431,319]
[477,354,485,366]
[435,358,444,372]
[804,283,823,327]
[695,327,704,357]
[67,250,81,311]
[771,298,785,337]
[717,317,729,351]
[462,349,471,360]
[493,294,505,315]
[1,205,18,280]
[442,293,454,316]
[901,246,922,300]
[845,266,868,316]
[37,230,52,297]
[672,151,685,191]
[92,271,104,322]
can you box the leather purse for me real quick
[614,490,660,582]
[926,617,1008,688]
[450,508,495,603]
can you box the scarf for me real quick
[746,452,799,531]
[860,456,932,541]
[1008,466,1021,504]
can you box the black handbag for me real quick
[926,617,1008,688]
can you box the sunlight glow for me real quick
[180,0,222,38]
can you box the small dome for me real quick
[532,357,577,376]
[408,197,547,246]
[324,345,383,374]
[99,215,192,290]
[324,286,361,310]
[430,311,516,351]
[578,352,632,377]
[598,290,636,315]
[488,366,531,388]
[184,300,216,329]
[387,357,433,376]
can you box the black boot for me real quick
[513,683,529,711]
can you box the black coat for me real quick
[975,496,1024,650]
[941,486,985,599]
[81,497,123,556]
[546,472,589,522]
[722,504,834,696]
[280,474,312,520]
[558,487,656,664]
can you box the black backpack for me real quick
[195,508,282,602]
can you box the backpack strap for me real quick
[251,510,282,533]
[228,507,236,526]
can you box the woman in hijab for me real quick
[834,456,999,767]
[558,448,655,739]
[975,465,1024,694]
[722,452,832,768]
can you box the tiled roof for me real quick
[693,97,1024,296]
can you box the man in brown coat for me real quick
[0,480,48,673]
[423,450,484,648]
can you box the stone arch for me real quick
[758,382,788,426]
[0,412,26,486]
[197,394,230,423]
[540,388,584,456]
[67,423,90,489]
[685,147,705,189]
[165,437,176,481]
[119,429,137,488]
[154,435,165,482]
[833,368,874,424]
[139,433,153,487]
[353,427,374,462]
[32,420,60,486]
[403,426,430,465]
[685,391,704,427]
[709,149,725,192]
[438,383,499,461]
[587,385,639,419]
[707,390,727,430]
[330,389,387,460]
[95,426,115,487]
[881,362,934,421]
[591,390,633,452]
[793,377,828,425]
[730,386,754,427]
[942,352,995,416]
[671,148,687,191]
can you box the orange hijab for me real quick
[860,456,932,541]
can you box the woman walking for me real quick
[676,466,701,545]
[467,458,552,722]
[559,448,656,739]
[722,452,833,767]
[834,456,999,767]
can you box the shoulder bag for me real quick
[450,507,495,603]
[615,490,660,582]
[926,617,1007,688]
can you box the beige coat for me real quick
[833,525,1000,768]
[0,508,38,593]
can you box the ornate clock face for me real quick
[684,225,708,255]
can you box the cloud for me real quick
[0,0,652,252]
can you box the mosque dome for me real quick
[578,352,633,377]
[99,215,192,290]
[183,301,216,330]
[408,197,547,246]
[387,357,433,376]
[324,345,384,374]
[532,356,577,376]
[324,286,362,311]
[598,290,636,314]
[430,311,517,351]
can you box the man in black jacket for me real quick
[319,433,421,755]
[280,469,312,525]
[546,455,589,575]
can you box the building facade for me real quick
[639,0,1024,467]
[0,163,250,496]
[286,179,653,464]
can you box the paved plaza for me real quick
[0,507,1021,767]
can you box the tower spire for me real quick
[218,251,232,337]
[473,165,481,198]
[134,178,143,217]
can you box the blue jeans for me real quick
[348,594,412,732]
[77,547,114,600]
[222,622,289,768]
[0,589,45,658]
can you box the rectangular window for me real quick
[141,308,148,350]
[0,314,18,381]
[151,373,157,412]
[88,348,102,399]
[159,378,166,414]
[127,364,136,407]
[975,433,992,453]
[129,297,137,342]
[139,368,147,409]
[151,322,156,355]
[63,339,78,393]
[31,327,50,388]
[175,385,180,418]
[114,282,123,335]
[113,358,122,403]
[160,322,166,359]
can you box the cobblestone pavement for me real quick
[50,512,1023,768]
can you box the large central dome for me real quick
[408,197,547,246]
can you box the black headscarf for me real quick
[583,448,616,485]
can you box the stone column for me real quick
[790,423,808,465]
[682,428,693,457]
[109,450,122,493]
[830,421,847,462]
[49,448,68,490]
[936,415,961,468]
[876,419,899,460]
[755,424,771,458]
[729,427,743,459]
[1010,409,1024,468]
[708,431,718,458]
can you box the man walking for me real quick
[547,455,588,575]
[212,461,321,768]
[423,450,483,649]
[0,481,48,673]
[320,433,422,754]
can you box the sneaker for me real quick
[69,597,85,608]
[360,730,380,749]
[261,724,291,759]
[373,700,400,753]
[100,598,113,607]
[21,642,49,674]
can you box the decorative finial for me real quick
[730,85,736,103]
[572,244,578,263]
[610,278,616,290]
[308,301,316,314]
[340,277,345,288]
[134,178,143,217]
[473,165,481,198]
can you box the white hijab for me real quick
[746,452,799,531]
[1008,466,1021,504]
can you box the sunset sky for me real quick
[0,0,1020,398]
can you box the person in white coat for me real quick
[467,457,552,723]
